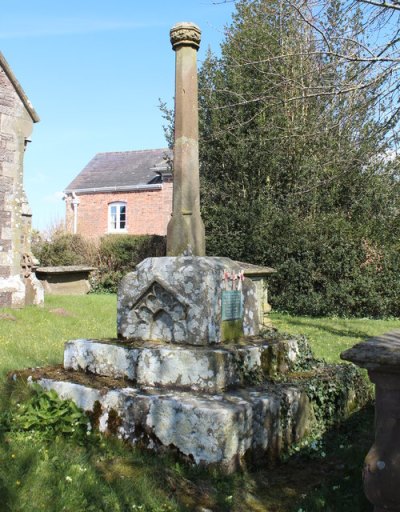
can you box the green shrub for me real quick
[98,234,165,270]
[205,205,400,318]
[32,232,94,267]
[2,384,91,442]
[33,229,166,294]
[267,215,400,318]
[91,234,166,293]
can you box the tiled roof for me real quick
[0,52,39,123]
[65,148,172,192]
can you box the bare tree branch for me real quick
[357,0,400,12]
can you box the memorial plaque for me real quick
[221,290,243,321]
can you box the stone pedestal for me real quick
[118,257,259,345]
[238,261,276,328]
[37,371,310,471]
[341,330,400,512]
[0,272,43,308]
[24,328,367,471]
[64,336,299,393]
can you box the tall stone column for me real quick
[167,22,205,256]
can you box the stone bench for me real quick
[35,265,96,295]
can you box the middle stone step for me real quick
[64,337,300,393]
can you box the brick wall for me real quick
[65,183,173,239]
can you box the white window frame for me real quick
[108,201,127,233]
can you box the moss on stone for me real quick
[107,408,122,435]
[221,319,243,342]
[89,400,102,429]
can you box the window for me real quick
[108,202,127,232]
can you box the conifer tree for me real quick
[198,0,400,316]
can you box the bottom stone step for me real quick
[30,368,311,472]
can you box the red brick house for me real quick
[64,148,173,239]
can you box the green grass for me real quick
[270,312,400,362]
[0,294,116,378]
[0,295,398,511]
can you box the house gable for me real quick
[64,148,173,238]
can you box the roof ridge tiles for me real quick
[95,148,170,156]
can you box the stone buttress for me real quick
[0,52,44,307]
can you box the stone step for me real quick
[33,368,311,472]
[64,337,300,393]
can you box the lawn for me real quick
[0,294,117,379]
[0,294,399,512]
[270,312,400,362]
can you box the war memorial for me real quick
[17,23,374,477]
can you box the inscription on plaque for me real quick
[221,290,243,321]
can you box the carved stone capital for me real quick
[170,22,201,51]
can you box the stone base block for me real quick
[0,273,44,307]
[25,273,44,306]
[117,256,259,345]
[37,373,311,471]
[0,274,25,307]
[64,337,300,393]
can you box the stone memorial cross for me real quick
[118,22,260,345]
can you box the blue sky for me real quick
[1,0,235,231]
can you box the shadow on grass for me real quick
[248,405,374,512]
[0,457,12,512]
[154,404,375,512]
[279,316,370,341]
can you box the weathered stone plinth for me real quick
[46,377,310,470]
[20,329,369,471]
[64,336,299,393]
[0,273,44,307]
[118,257,258,345]
[239,261,276,328]
[37,375,309,470]
[342,330,400,512]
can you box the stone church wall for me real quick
[0,62,43,306]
